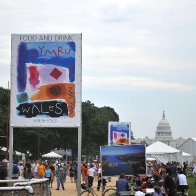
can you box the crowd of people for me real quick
[0,158,106,192]
[116,161,194,196]
[0,158,77,190]
[0,158,196,196]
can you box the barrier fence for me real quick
[0,178,50,196]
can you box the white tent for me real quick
[42,151,62,158]
[146,141,183,164]
[182,152,192,163]
[0,147,25,156]
[178,138,196,159]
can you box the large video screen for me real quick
[101,145,146,176]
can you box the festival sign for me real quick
[10,34,82,127]
[100,145,146,176]
[108,122,131,145]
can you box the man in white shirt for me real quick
[87,164,96,188]
[18,162,24,177]
[177,170,189,195]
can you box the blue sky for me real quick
[0,0,195,139]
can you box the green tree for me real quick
[0,87,9,148]
[82,101,119,160]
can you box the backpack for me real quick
[13,165,19,174]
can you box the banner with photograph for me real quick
[100,145,146,176]
[10,34,82,127]
[108,122,131,145]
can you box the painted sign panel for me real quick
[100,145,146,176]
[10,34,82,127]
[108,122,131,145]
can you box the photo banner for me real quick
[100,145,146,176]
[10,34,82,127]
[108,122,131,145]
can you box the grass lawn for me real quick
[187,176,196,196]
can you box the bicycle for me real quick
[81,183,116,196]
[81,185,97,196]
[103,187,116,196]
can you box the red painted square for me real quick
[50,68,62,80]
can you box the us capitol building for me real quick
[138,111,186,148]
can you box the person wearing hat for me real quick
[0,159,8,187]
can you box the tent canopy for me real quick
[178,137,196,157]
[182,152,191,156]
[146,141,182,164]
[42,151,62,158]
[0,147,25,156]
[146,141,180,154]
[182,151,192,163]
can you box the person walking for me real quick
[164,174,177,196]
[50,162,55,188]
[37,161,45,178]
[33,162,38,178]
[23,162,33,180]
[61,162,66,183]
[56,164,65,190]
[45,165,52,184]
[97,165,106,191]
[12,161,19,179]
[177,170,189,195]
[69,163,74,183]
[18,162,24,178]
[87,164,96,188]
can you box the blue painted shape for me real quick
[17,43,27,92]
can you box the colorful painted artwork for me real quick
[108,122,131,145]
[11,34,81,127]
[100,145,146,176]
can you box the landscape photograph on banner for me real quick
[10,34,81,127]
[101,145,146,176]
[108,122,131,145]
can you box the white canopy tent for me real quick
[178,138,196,158]
[0,147,25,156]
[42,151,62,158]
[146,141,183,164]
[182,152,192,163]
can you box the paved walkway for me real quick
[51,176,117,196]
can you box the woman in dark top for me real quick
[23,162,33,179]
[164,175,177,196]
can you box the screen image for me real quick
[101,145,146,176]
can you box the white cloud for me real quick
[83,76,195,92]
[83,45,196,74]
[0,36,10,65]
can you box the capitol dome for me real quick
[155,111,173,141]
